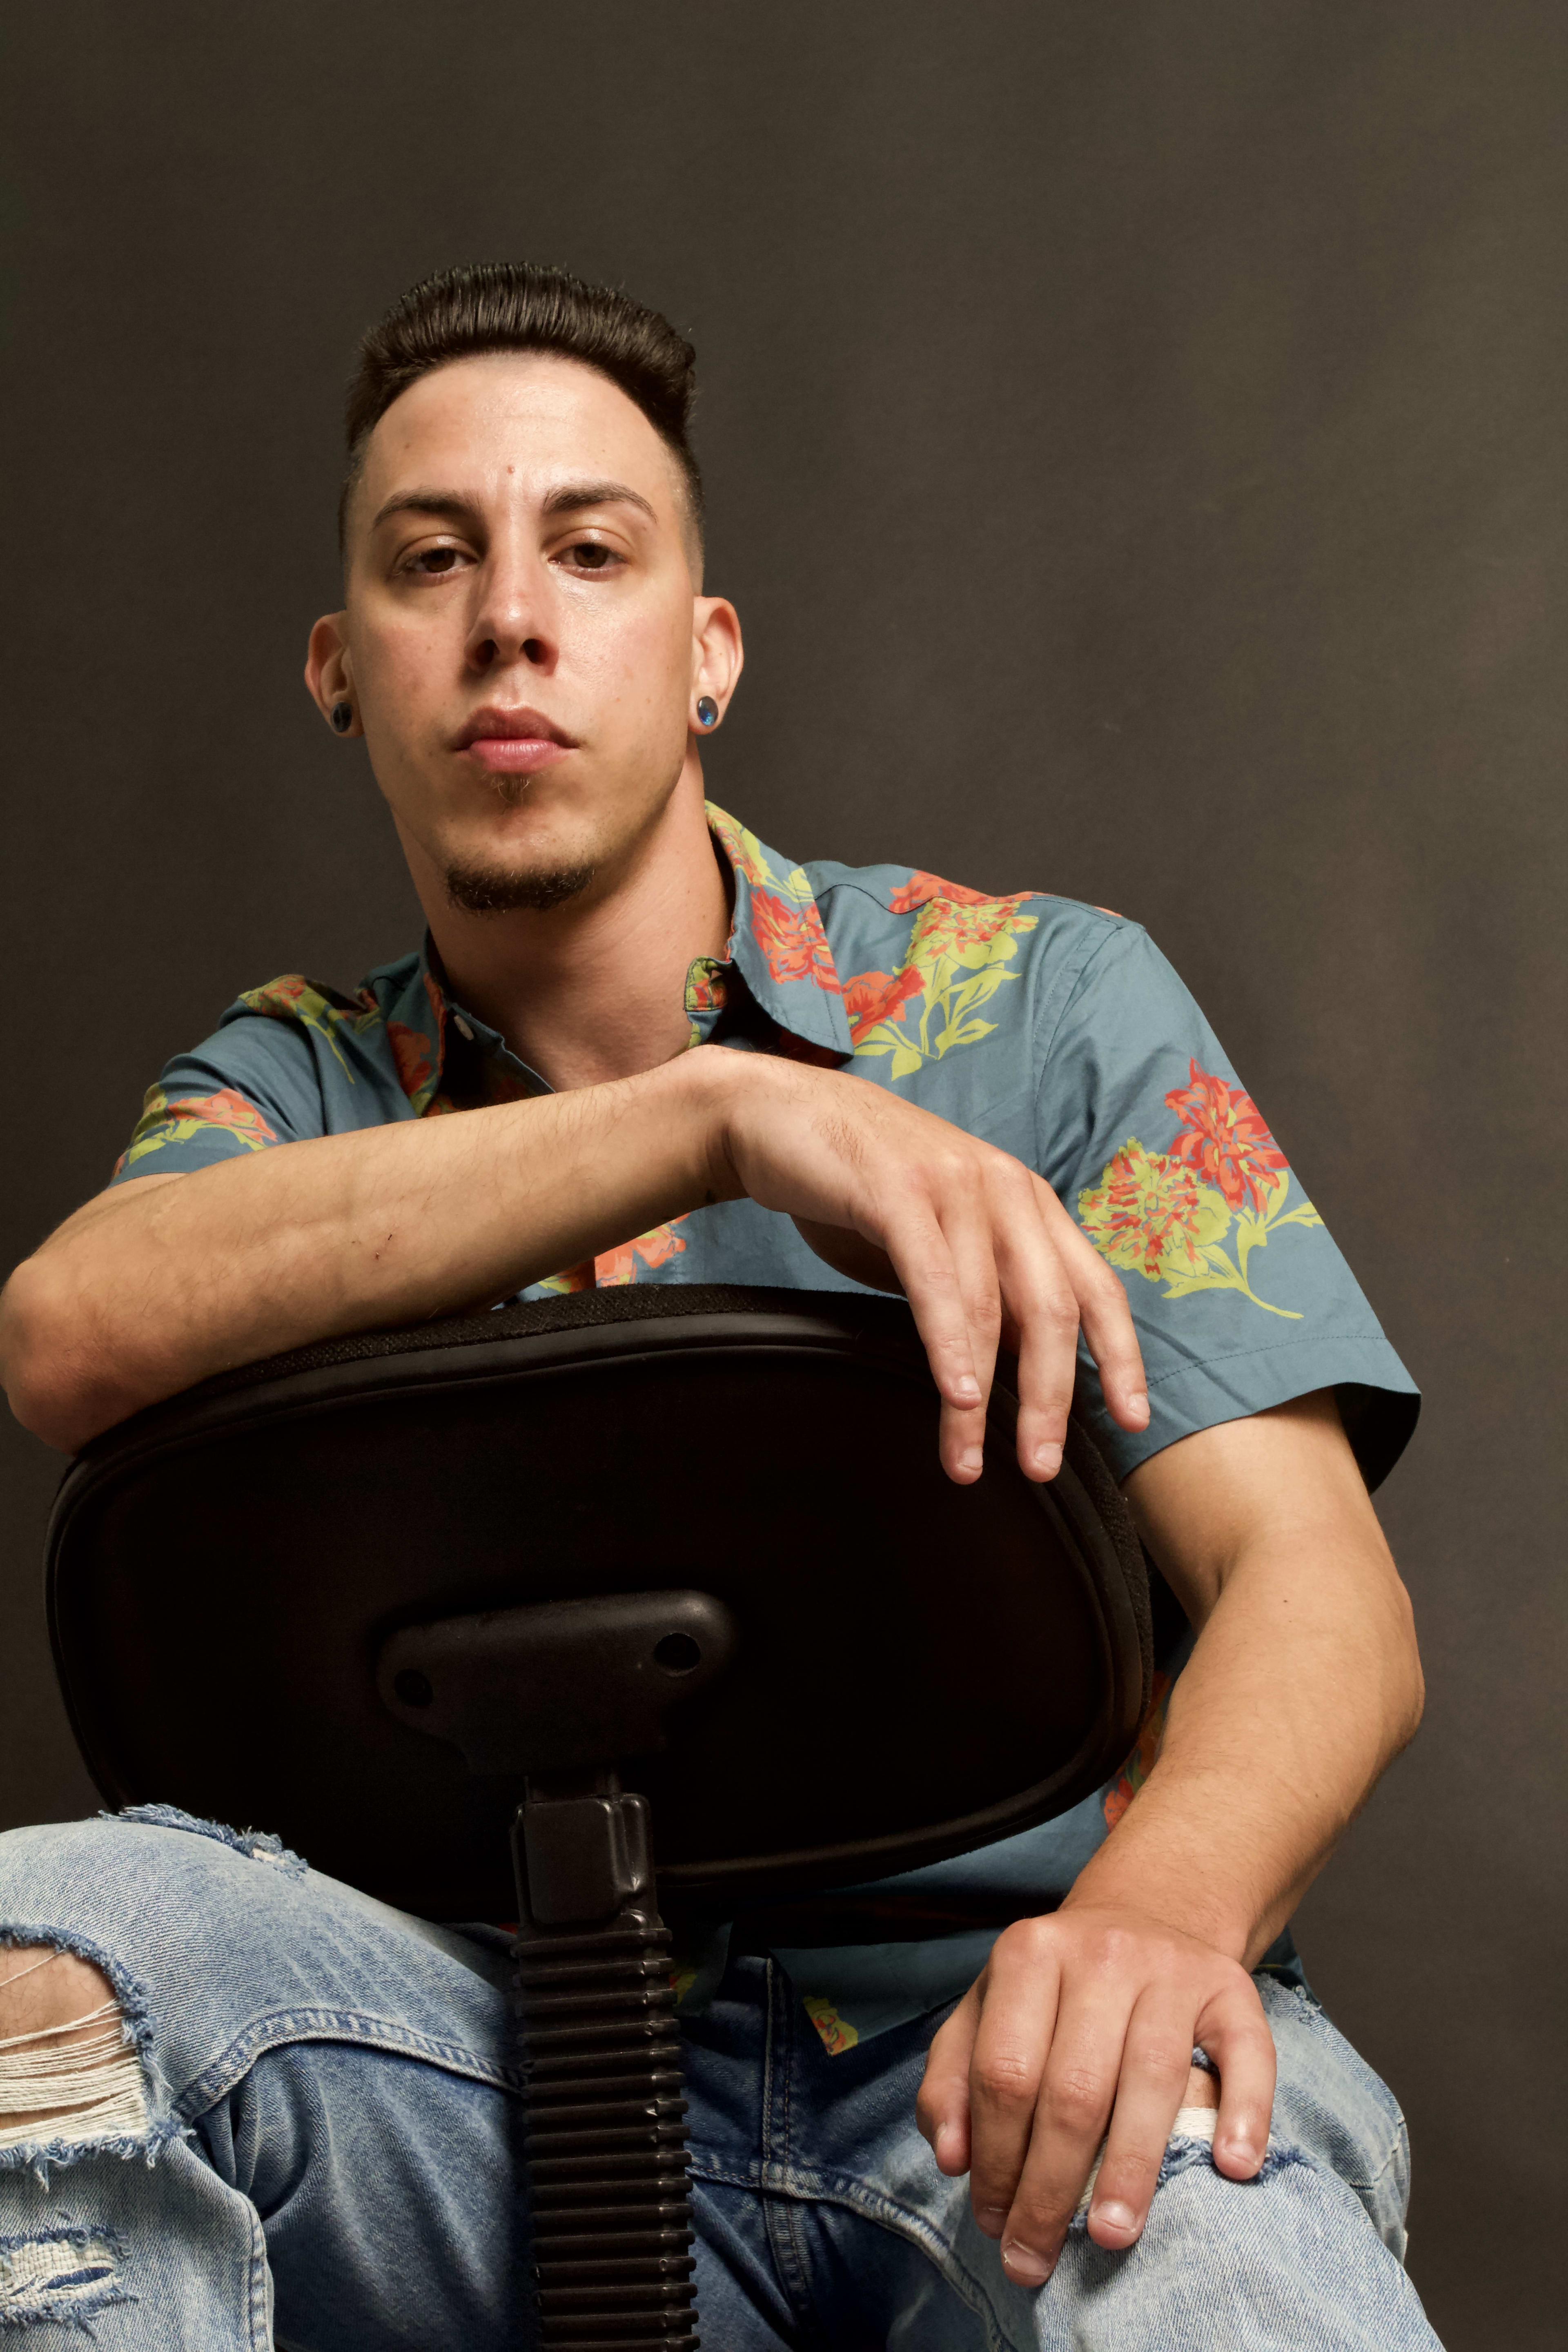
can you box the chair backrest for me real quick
[46,1285,1155,1926]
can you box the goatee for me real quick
[443,860,596,914]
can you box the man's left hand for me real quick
[915,1903,1276,2288]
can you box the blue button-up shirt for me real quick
[113,804,1417,2047]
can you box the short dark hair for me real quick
[339,261,702,555]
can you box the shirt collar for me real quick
[702,803,851,1059]
[400,803,851,1097]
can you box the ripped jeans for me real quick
[0,1809,1443,2350]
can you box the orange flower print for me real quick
[1077,1063,1322,1318]
[749,889,841,994]
[593,1218,690,1287]
[886,870,993,913]
[1165,1061,1288,1215]
[1077,1140,1229,1284]
[387,1021,435,1104]
[169,1088,276,1144]
[536,1259,597,1296]
[908,892,1037,962]
[385,975,455,1115]
[116,1085,278,1173]
[843,965,923,1045]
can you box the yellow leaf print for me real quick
[847,893,1039,1078]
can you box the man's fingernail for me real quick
[976,2204,1008,2237]
[935,2122,963,2167]
[1222,2133,1258,2165]
[1001,2239,1052,2286]
[956,1375,982,1403]
[1033,1443,1062,1475]
[1129,1392,1149,1420]
[960,1446,984,1475]
[1091,2197,1136,2234]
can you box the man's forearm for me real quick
[3,1045,1153,1483]
[1066,1396,1425,1966]
[0,1048,733,1450]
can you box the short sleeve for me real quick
[110,1012,328,1183]
[1035,920,1419,1488]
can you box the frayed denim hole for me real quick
[0,1931,154,2065]
[0,2225,132,2328]
[0,2116,186,2185]
[105,1806,307,1877]
[1065,2137,1312,2234]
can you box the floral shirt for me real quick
[113,804,1417,2049]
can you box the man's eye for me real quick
[567,542,617,570]
[410,548,463,575]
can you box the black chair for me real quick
[46,1285,1158,2350]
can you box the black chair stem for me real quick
[513,1785,700,2348]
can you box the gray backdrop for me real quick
[4,4,1564,2344]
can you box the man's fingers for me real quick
[937,1193,1007,1482]
[993,1192,1081,1482]
[916,1987,980,2176]
[994,1990,1127,2286]
[1201,1998,1277,2180]
[882,1207,988,1445]
[961,1922,1062,2240]
[1082,2000,1201,2248]
[1032,1177,1150,1434]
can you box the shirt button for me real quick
[453,1016,474,1042]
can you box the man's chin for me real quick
[442,857,597,915]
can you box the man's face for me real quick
[324,352,725,913]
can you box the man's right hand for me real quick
[709,1052,1149,1483]
[0,1042,1147,1469]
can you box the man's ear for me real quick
[305,612,360,736]
[690,597,744,725]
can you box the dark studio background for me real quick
[3,4,1564,2343]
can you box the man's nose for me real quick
[464,550,557,676]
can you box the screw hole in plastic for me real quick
[394,1668,434,1708]
[654,1632,702,1674]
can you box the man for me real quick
[0,263,1439,2347]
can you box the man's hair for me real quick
[339,261,702,555]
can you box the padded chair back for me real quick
[46,1285,1154,1927]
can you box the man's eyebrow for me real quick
[368,489,483,533]
[540,479,657,525]
[367,480,660,534]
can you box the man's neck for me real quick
[419,776,732,1094]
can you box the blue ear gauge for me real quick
[330,702,354,735]
[696,696,719,729]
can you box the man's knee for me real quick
[0,1941,145,2151]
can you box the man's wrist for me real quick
[1058,1853,1261,1967]
[669,1042,753,1209]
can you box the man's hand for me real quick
[916,1905,1275,2287]
[711,1052,1149,1485]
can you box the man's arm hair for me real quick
[0,1050,728,1452]
[0,1045,1151,1470]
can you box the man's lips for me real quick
[455,707,579,775]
